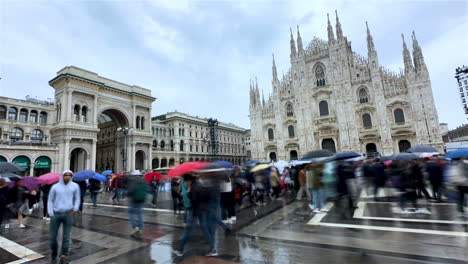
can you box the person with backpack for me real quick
[127,170,147,237]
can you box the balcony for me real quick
[0,139,57,147]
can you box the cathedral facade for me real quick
[249,12,443,161]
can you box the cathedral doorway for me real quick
[398,140,411,152]
[322,138,336,153]
[269,152,277,162]
[135,150,145,170]
[97,109,129,172]
[366,143,377,157]
[290,150,298,160]
[70,148,87,172]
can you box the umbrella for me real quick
[92,173,108,182]
[0,162,25,173]
[213,161,234,169]
[244,160,260,168]
[38,173,61,185]
[0,172,22,182]
[145,172,162,184]
[251,164,271,172]
[332,152,362,161]
[273,160,289,174]
[445,148,468,159]
[167,162,209,178]
[302,150,334,159]
[73,170,97,182]
[407,145,439,153]
[22,176,40,191]
[389,153,419,160]
[101,170,113,177]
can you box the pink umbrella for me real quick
[38,173,61,185]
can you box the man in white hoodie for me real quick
[48,170,80,264]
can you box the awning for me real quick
[34,156,51,169]
[0,156,7,162]
[13,156,30,169]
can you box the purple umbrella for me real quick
[22,176,40,191]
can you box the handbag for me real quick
[19,204,30,216]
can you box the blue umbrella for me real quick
[101,170,113,177]
[407,145,439,153]
[92,173,108,182]
[445,148,468,159]
[73,170,96,182]
[213,161,234,169]
[332,151,361,161]
[244,160,259,168]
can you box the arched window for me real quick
[141,117,145,130]
[322,138,336,153]
[152,140,158,148]
[0,105,6,119]
[19,109,28,121]
[268,128,274,141]
[169,158,175,167]
[10,127,23,141]
[30,110,37,123]
[136,116,140,129]
[39,112,47,124]
[394,108,405,124]
[288,125,295,138]
[81,106,88,122]
[161,158,167,168]
[180,140,184,151]
[319,100,329,116]
[160,140,165,149]
[315,64,326,86]
[152,158,159,169]
[170,140,174,151]
[290,150,298,160]
[362,113,372,128]
[73,105,80,121]
[31,129,44,143]
[8,107,17,120]
[286,102,294,117]
[398,140,411,152]
[358,88,369,103]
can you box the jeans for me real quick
[91,192,98,205]
[312,189,325,210]
[399,191,418,210]
[296,186,311,200]
[50,212,73,258]
[128,202,143,230]
[178,209,214,251]
[112,188,122,201]
[42,196,49,217]
[457,186,468,213]
[151,186,159,205]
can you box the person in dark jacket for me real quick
[335,161,355,218]
[40,184,52,220]
[74,180,87,213]
[425,158,443,201]
[399,162,419,212]
[0,178,9,229]
[7,179,28,228]
[88,178,101,207]
[412,160,432,200]
[371,159,387,201]
[127,170,147,236]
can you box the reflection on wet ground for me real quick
[1,190,467,263]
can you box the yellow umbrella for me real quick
[250,164,271,172]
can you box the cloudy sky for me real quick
[0,0,467,129]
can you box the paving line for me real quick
[0,236,44,264]
[83,202,178,213]
[306,202,333,225]
[313,222,468,237]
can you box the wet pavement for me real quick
[1,189,467,263]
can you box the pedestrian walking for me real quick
[426,157,444,201]
[171,177,183,214]
[127,170,147,236]
[150,172,161,206]
[296,166,311,201]
[0,178,9,229]
[48,170,80,264]
[40,184,52,220]
[7,179,29,228]
[112,173,123,203]
[75,180,87,213]
[311,163,327,213]
[88,178,101,207]
[270,167,281,199]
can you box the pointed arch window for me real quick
[180,140,184,151]
[288,125,295,138]
[315,65,326,86]
[358,88,369,103]
[362,113,372,128]
[141,117,145,130]
[319,100,329,116]
[286,102,294,117]
[136,116,140,129]
[74,105,80,121]
[81,106,88,122]
[267,128,274,141]
[394,108,405,124]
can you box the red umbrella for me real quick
[38,173,61,185]
[167,162,209,178]
[144,172,162,184]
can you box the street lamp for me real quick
[116,126,134,171]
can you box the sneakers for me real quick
[43,217,47,220]
[230,216,237,223]
[173,249,183,257]
[206,249,218,256]
[28,209,33,214]
[308,204,315,210]
[4,224,9,229]
[313,209,321,214]
[18,224,26,228]
[321,208,329,212]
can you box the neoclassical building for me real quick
[150,112,247,168]
[249,12,443,161]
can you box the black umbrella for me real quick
[389,153,419,160]
[302,149,334,159]
[407,145,438,153]
[332,151,362,161]
[0,162,24,173]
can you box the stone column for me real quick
[93,96,98,126]
[67,91,73,122]
[91,139,97,171]
[64,139,70,171]
[29,162,34,176]
[129,143,136,171]
[147,144,152,170]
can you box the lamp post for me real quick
[116,127,133,171]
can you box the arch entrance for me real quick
[70,148,87,172]
[135,150,145,170]
[96,109,129,172]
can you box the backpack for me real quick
[130,179,147,203]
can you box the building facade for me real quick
[249,12,444,161]
[455,65,468,117]
[150,112,247,168]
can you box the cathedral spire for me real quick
[327,13,336,44]
[296,25,304,56]
[401,34,414,75]
[411,30,427,72]
[290,28,297,60]
[262,89,265,106]
[335,10,343,41]
[366,22,376,56]
[272,53,278,82]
